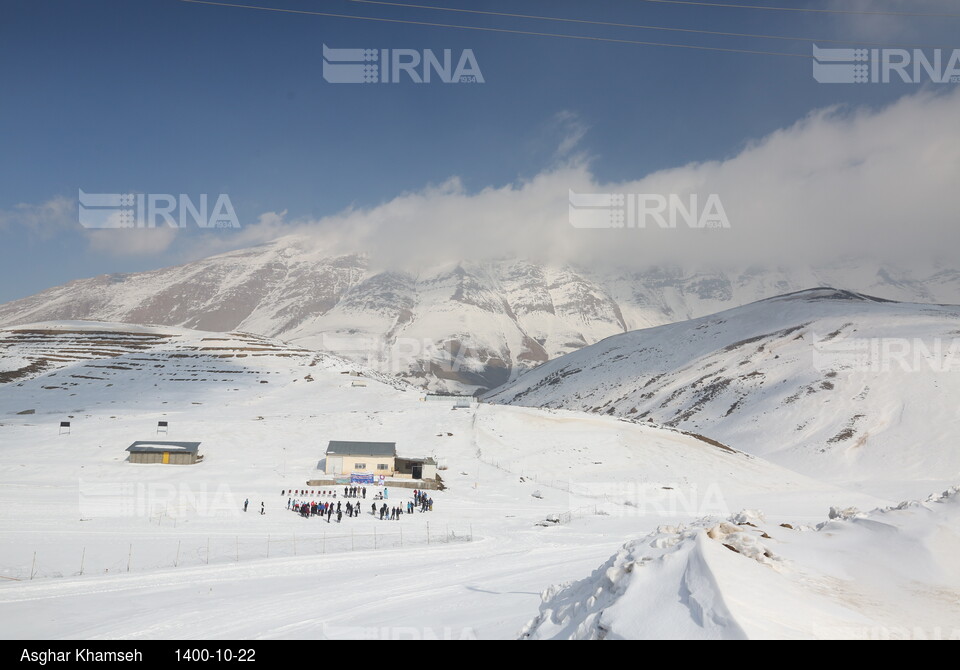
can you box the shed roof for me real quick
[127,441,200,453]
[396,456,437,465]
[326,440,396,457]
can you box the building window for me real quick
[377,464,389,470]
[354,463,366,470]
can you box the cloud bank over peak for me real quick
[227,87,958,272]
[7,88,959,273]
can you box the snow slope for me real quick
[0,320,912,639]
[488,289,960,489]
[521,489,960,640]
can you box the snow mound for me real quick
[521,488,960,639]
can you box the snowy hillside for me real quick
[0,320,411,407]
[521,489,960,640]
[0,319,925,639]
[488,289,960,488]
[4,236,960,392]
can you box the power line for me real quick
[349,0,957,49]
[177,0,811,58]
[632,0,960,19]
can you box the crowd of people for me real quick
[278,487,434,523]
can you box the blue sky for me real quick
[1,0,959,302]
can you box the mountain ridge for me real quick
[5,236,960,392]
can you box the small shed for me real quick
[395,456,437,481]
[324,440,396,476]
[126,441,202,465]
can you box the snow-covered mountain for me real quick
[4,236,960,393]
[487,288,960,486]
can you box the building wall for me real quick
[129,451,197,464]
[324,455,342,475]
[325,454,394,476]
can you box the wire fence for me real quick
[474,454,575,493]
[3,525,474,582]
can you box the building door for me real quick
[412,463,422,479]
[162,452,170,464]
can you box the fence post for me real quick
[30,552,36,580]
[427,522,430,545]
[127,544,132,573]
[175,540,181,568]
[79,547,85,576]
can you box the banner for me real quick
[350,473,376,484]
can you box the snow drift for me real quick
[520,488,960,640]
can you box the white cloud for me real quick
[551,110,589,158]
[11,89,958,272]
[0,196,74,238]
[208,87,959,271]
[85,227,180,257]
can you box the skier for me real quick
[243,498,249,512]
[260,502,265,515]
